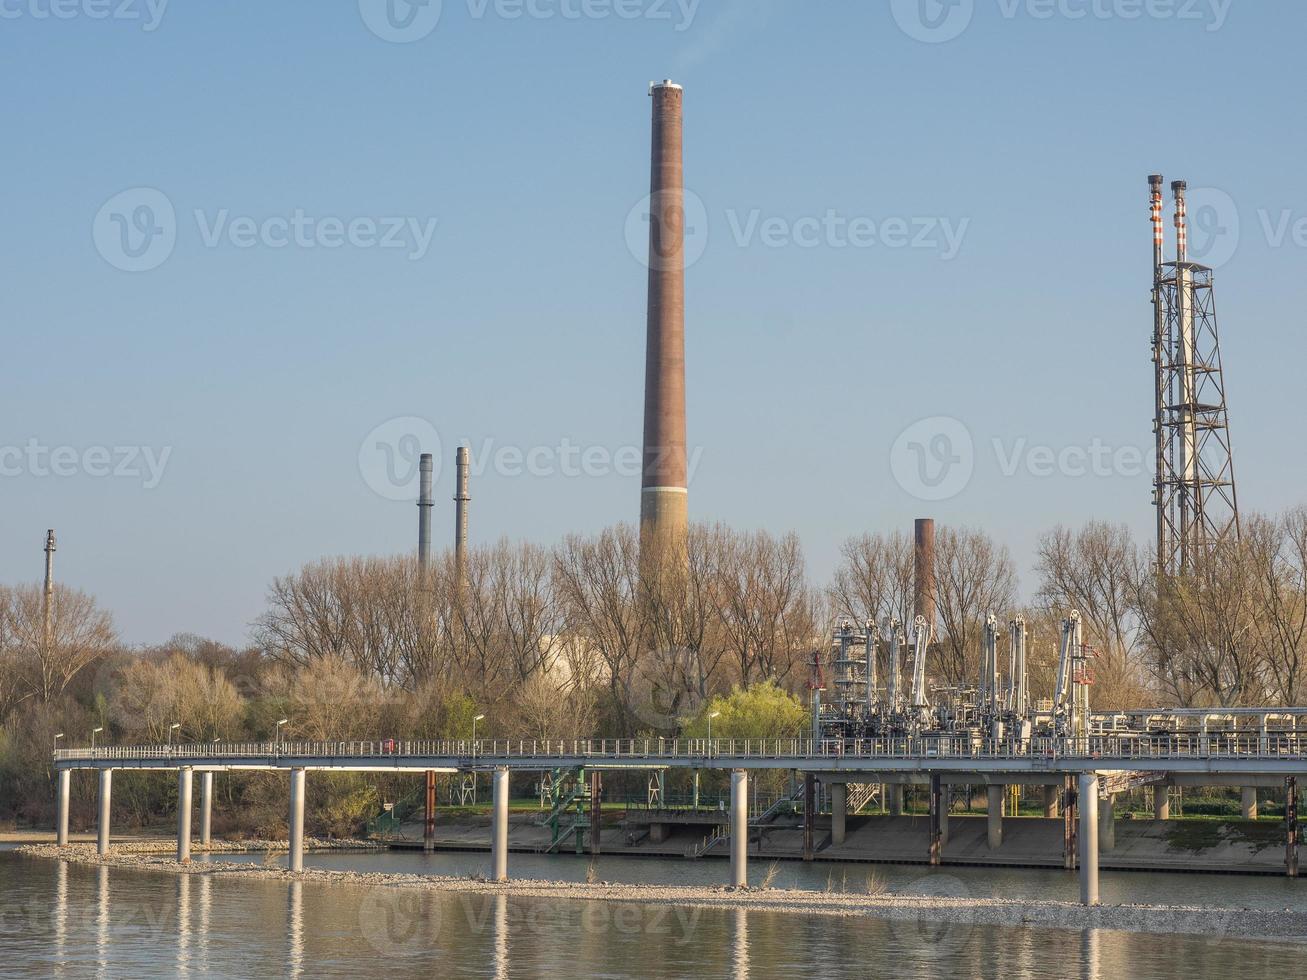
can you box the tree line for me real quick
[3,510,1305,831]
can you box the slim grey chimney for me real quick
[417,453,434,571]
[454,447,470,570]
[43,529,56,652]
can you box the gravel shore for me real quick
[18,843,1307,943]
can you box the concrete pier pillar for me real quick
[177,768,193,864]
[288,768,306,874]
[987,785,1004,849]
[1242,787,1258,820]
[730,769,748,888]
[56,769,70,847]
[1099,794,1115,852]
[200,771,213,846]
[97,769,113,857]
[888,783,904,817]
[831,783,847,846]
[1079,773,1100,906]
[1043,784,1060,818]
[491,767,509,882]
[1154,784,1170,820]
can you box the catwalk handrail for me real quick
[52,733,1307,764]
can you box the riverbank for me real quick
[19,843,1307,943]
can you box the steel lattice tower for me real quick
[1150,176,1240,575]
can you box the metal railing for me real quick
[52,733,1307,765]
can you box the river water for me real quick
[1,848,1303,978]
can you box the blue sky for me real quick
[2,0,1303,645]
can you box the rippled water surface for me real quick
[1,849,1303,978]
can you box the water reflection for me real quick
[177,872,192,977]
[95,864,109,980]
[732,906,749,980]
[1081,928,1101,980]
[493,894,508,980]
[287,880,304,979]
[198,874,212,974]
[54,860,68,975]
[5,854,1305,980]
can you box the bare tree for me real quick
[933,527,1017,688]
[4,584,116,703]
[711,527,817,687]
[828,531,915,627]
[1035,522,1149,708]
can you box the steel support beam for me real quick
[730,769,748,888]
[590,771,602,856]
[492,767,509,882]
[1079,773,1100,906]
[97,768,113,857]
[177,768,193,863]
[56,769,70,847]
[288,768,306,873]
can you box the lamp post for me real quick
[707,711,721,758]
[54,732,65,753]
[275,719,288,755]
[167,723,181,748]
[472,714,485,753]
[91,727,103,751]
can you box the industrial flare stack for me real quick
[1149,174,1240,576]
[640,80,689,562]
